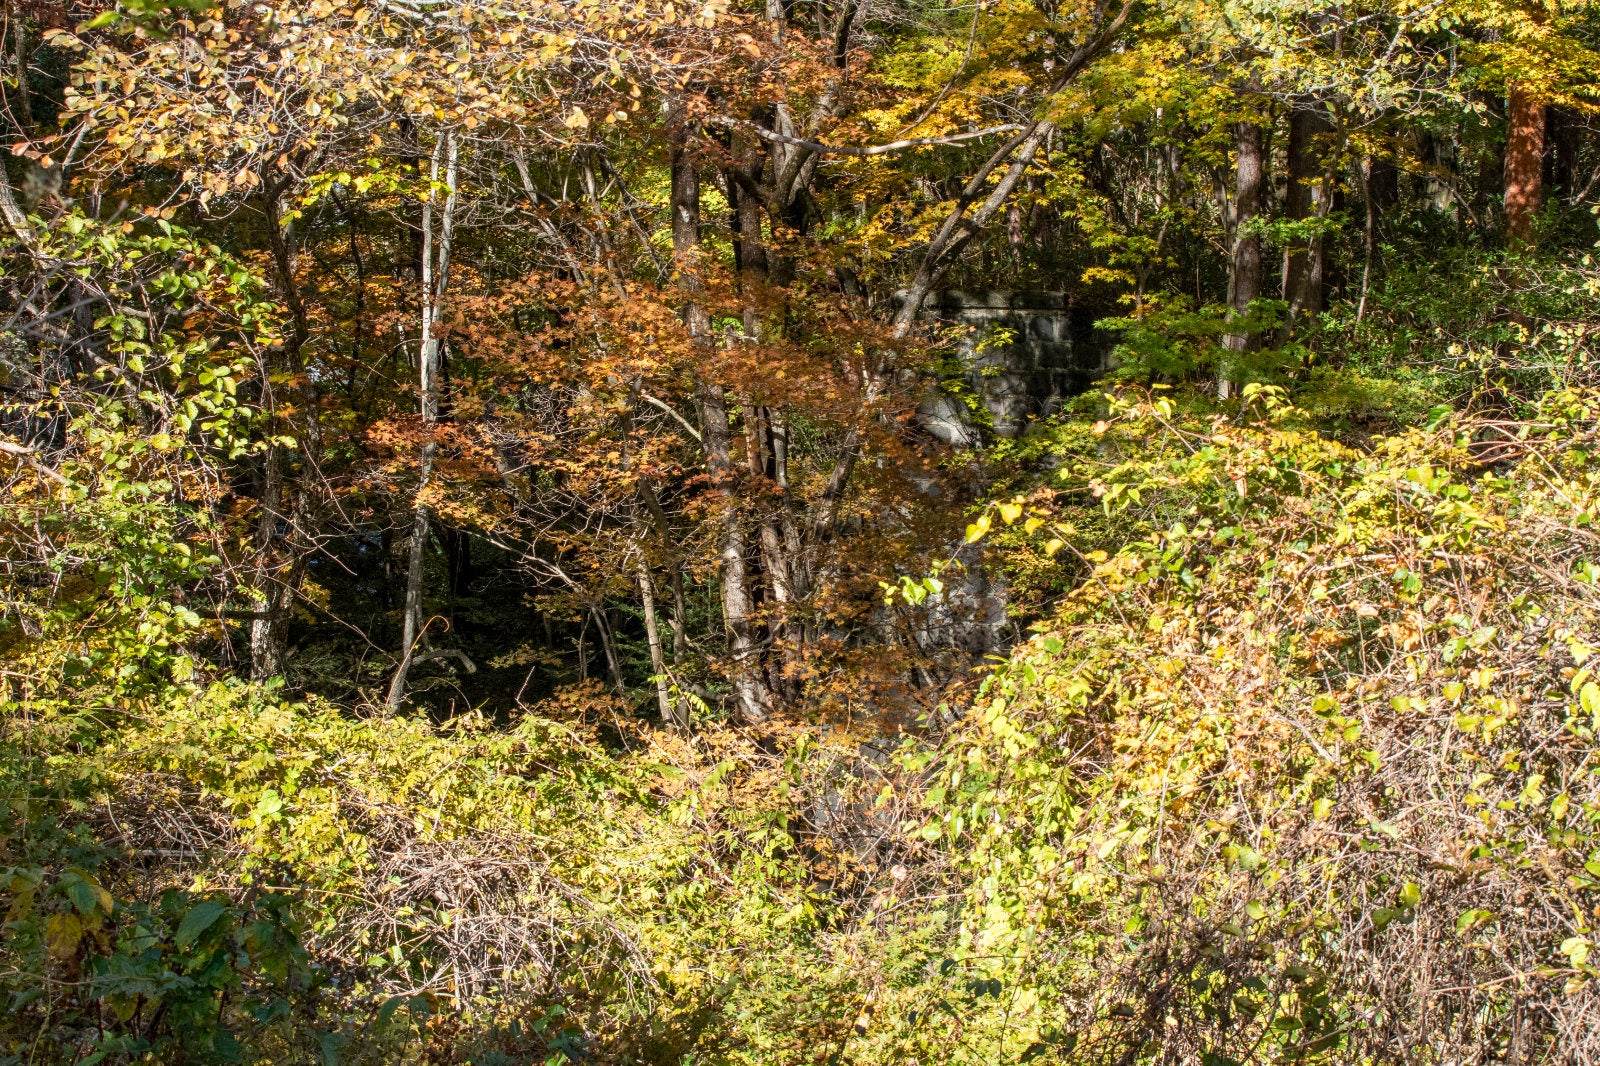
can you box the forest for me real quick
[3,0,1600,1061]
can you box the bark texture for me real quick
[671,128,772,724]
[387,132,469,709]
[1282,107,1331,333]
[1505,84,1546,246]
[1220,119,1264,398]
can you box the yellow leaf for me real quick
[1581,681,1600,718]
[45,912,83,959]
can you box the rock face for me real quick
[915,291,1107,443]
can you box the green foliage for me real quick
[1,210,277,712]
[1306,245,1600,417]
[0,861,313,1065]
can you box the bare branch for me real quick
[706,117,1027,158]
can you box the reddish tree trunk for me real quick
[1504,84,1546,245]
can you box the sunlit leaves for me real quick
[918,385,1600,1061]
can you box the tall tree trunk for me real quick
[1220,119,1264,398]
[388,464,434,703]
[1281,107,1330,343]
[728,138,793,648]
[387,131,462,710]
[672,125,771,724]
[592,604,626,695]
[638,564,687,731]
[9,1,33,135]
[1357,154,1377,323]
[728,137,768,323]
[248,451,313,680]
[728,123,811,705]
[248,439,288,679]
[745,406,801,700]
[770,406,806,622]
[744,408,792,606]
[1504,84,1545,246]
[248,176,318,681]
[670,565,688,668]
[697,377,771,722]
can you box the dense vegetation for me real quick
[3,0,1600,1062]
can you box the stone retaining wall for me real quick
[915,290,1108,443]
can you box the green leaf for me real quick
[1232,844,1262,872]
[252,789,285,823]
[174,899,227,950]
[60,869,113,917]
[376,996,406,1027]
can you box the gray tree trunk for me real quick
[387,132,463,710]
[1220,118,1264,398]
[638,564,687,731]
[248,178,319,681]
[1280,107,1332,346]
[671,131,771,723]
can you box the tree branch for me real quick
[638,391,702,443]
[706,117,1027,158]
[0,439,68,483]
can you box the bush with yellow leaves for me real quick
[900,385,1600,1065]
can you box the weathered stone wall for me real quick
[903,292,1107,662]
[915,290,1107,444]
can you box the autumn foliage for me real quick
[3,0,1600,1063]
